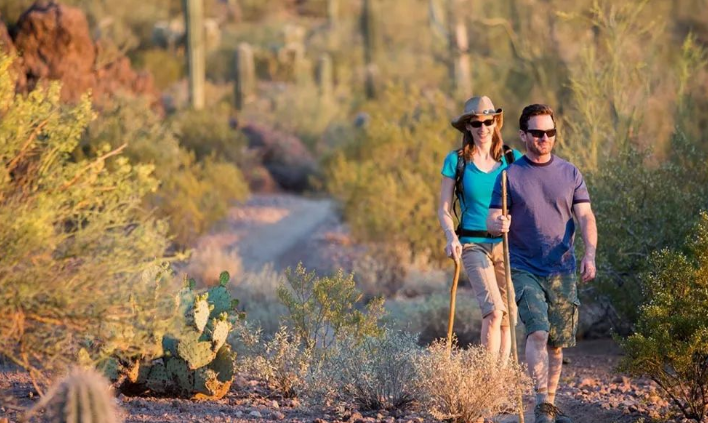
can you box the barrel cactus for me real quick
[29,368,120,423]
[118,271,241,400]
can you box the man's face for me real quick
[520,114,556,157]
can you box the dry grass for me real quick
[414,340,532,423]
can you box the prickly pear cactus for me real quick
[117,271,241,400]
[32,368,120,423]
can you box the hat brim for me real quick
[451,108,503,132]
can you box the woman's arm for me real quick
[438,176,462,259]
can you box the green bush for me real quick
[133,48,184,90]
[79,95,249,248]
[0,55,171,387]
[586,132,708,325]
[324,84,456,264]
[172,105,248,165]
[619,212,708,422]
[277,263,385,353]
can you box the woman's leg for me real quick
[461,244,506,357]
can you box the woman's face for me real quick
[465,116,496,145]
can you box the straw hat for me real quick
[451,96,503,133]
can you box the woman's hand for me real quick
[445,234,463,261]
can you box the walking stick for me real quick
[446,256,461,356]
[502,170,525,423]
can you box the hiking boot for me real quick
[555,408,573,423]
[534,402,557,423]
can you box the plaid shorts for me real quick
[512,268,580,348]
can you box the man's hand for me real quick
[580,255,596,282]
[488,214,511,236]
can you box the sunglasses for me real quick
[526,128,557,138]
[469,119,495,128]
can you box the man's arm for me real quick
[574,202,597,282]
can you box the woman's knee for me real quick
[484,310,504,326]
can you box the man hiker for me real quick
[486,104,598,423]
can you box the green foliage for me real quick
[172,105,247,164]
[414,340,532,423]
[28,368,120,423]
[118,271,241,400]
[311,329,422,411]
[324,84,455,263]
[619,212,708,422]
[80,95,249,248]
[0,54,172,386]
[277,263,385,353]
[586,131,708,325]
[134,48,184,90]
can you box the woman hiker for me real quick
[437,95,521,364]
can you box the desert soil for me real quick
[0,195,699,423]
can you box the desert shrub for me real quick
[384,292,482,347]
[0,55,171,388]
[619,212,708,422]
[133,48,183,90]
[414,340,532,423]
[173,105,248,165]
[80,95,250,248]
[240,326,312,398]
[154,153,249,247]
[324,84,456,264]
[309,329,422,411]
[586,132,708,326]
[277,264,385,353]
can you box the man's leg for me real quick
[500,324,511,366]
[547,346,563,405]
[525,330,550,404]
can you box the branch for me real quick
[59,143,128,192]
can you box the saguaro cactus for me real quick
[29,368,120,423]
[361,0,379,99]
[234,42,255,110]
[316,54,334,102]
[183,0,205,110]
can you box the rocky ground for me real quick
[0,340,697,423]
[1,195,703,423]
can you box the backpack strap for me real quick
[502,144,516,165]
[453,149,466,236]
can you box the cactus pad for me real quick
[218,271,230,287]
[177,332,216,370]
[192,294,210,332]
[206,285,231,316]
[209,313,230,352]
[166,357,192,393]
[146,362,170,393]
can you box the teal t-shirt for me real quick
[441,148,523,244]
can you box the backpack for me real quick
[453,145,516,238]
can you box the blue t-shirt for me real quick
[490,155,591,276]
[441,149,523,244]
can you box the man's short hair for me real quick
[519,104,555,131]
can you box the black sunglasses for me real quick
[469,119,495,128]
[526,128,557,138]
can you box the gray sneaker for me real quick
[534,403,556,423]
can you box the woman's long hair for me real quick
[461,117,503,162]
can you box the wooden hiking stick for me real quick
[446,256,461,355]
[502,170,525,423]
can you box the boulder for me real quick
[11,1,157,105]
[13,1,97,102]
[241,123,317,192]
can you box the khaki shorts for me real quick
[461,242,515,327]
[512,268,580,348]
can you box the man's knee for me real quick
[528,330,549,345]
